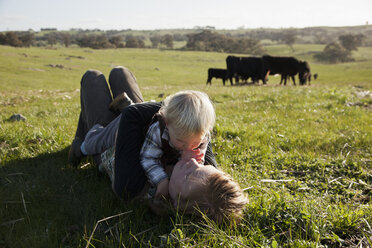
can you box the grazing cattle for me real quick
[279,75,294,85]
[226,55,268,85]
[298,61,311,85]
[237,57,267,84]
[226,56,240,85]
[262,55,311,85]
[313,73,318,80]
[206,68,228,85]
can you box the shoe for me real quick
[109,92,133,115]
[68,137,83,167]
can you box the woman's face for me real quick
[168,159,219,209]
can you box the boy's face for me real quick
[167,124,204,152]
[168,159,219,210]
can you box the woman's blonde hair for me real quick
[180,170,248,224]
[202,172,248,224]
[160,90,215,138]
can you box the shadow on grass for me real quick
[0,147,172,247]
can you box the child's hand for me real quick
[181,149,204,163]
[155,178,169,200]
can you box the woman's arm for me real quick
[113,102,161,199]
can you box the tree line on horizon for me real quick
[0,27,368,63]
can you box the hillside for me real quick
[3,25,372,50]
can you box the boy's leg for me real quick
[109,66,144,103]
[69,70,116,166]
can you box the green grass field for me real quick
[0,44,371,247]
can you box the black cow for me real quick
[206,68,228,85]
[226,55,240,85]
[237,57,268,84]
[298,61,311,85]
[226,55,268,85]
[262,55,311,85]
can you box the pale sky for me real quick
[0,0,371,31]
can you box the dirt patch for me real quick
[346,90,372,109]
[27,67,45,72]
[46,64,64,69]
[346,101,372,109]
[67,55,86,60]
[1,52,18,57]
[0,96,31,106]
[355,90,372,98]
[0,141,10,149]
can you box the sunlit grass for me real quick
[0,45,371,247]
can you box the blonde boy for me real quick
[140,91,215,198]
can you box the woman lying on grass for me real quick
[68,66,248,224]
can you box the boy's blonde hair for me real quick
[160,90,215,138]
[181,171,248,224]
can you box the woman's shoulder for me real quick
[120,101,161,123]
